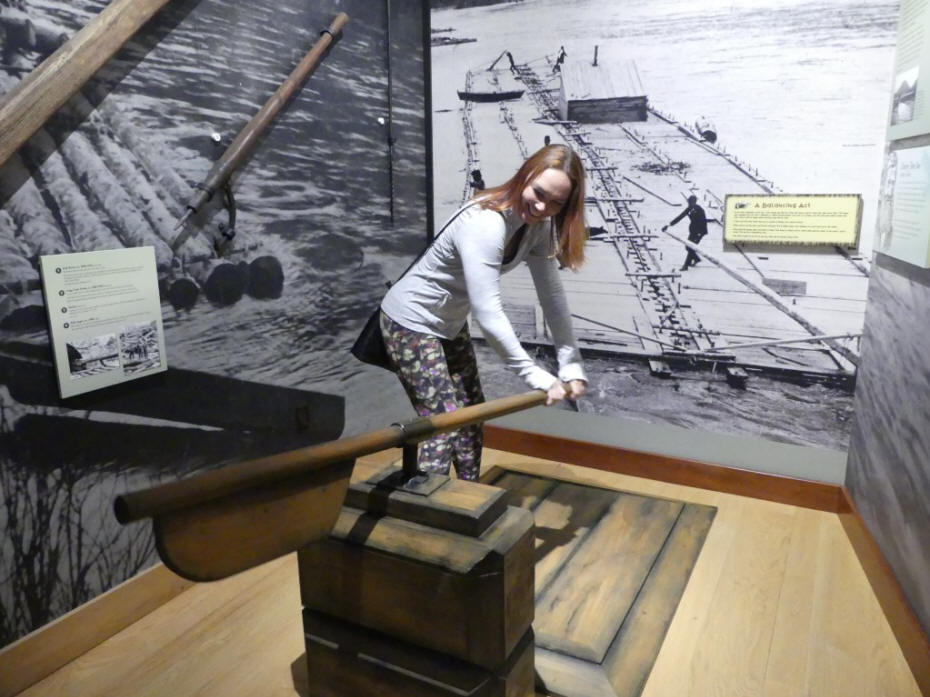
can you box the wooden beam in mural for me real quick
[170,11,349,252]
[660,226,860,367]
[114,389,548,581]
[0,0,173,170]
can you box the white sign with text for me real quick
[40,247,167,398]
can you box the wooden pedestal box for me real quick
[297,469,535,672]
[303,609,535,697]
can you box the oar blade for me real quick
[153,460,354,582]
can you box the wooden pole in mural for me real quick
[113,389,548,581]
[0,0,174,170]
[660,226,860,366]
[170,11,349,252]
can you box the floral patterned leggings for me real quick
[380,311,485,480]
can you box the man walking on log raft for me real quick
[379,145,588,480]
[663,194,711,271]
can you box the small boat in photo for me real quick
[458,67,525,102]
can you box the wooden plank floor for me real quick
[485,468,716,697]
[16,448,921,697]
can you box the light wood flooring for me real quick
[17,449,921,697]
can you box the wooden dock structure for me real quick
[438,53,866,388]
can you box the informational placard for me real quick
[888,0,930,140]
[876,145,930,268]
[39,247,167,398]
[723,194,862,247]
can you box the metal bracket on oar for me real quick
[214,185,237,254]
[375,422,448,497]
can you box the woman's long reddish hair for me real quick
[476,144,587,270]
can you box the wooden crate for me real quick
[303,609,535,697]
[298,497,535,671]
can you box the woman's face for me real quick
[520,168,572,224]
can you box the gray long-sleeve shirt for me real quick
[381,203,585,391]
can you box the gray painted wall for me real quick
[494,408,847,484]
[846,247,930,635]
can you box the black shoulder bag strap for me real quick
[387,200,481,288]
[351,201,486,369]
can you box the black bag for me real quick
[350,203,478,371]
[350,308,392,370]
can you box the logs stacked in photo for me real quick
[0,8,285,321]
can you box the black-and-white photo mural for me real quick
[0,0,427,646]
[430,0,897,451]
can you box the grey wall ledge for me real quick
[491,407,847,485]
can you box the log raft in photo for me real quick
[0,208,35,279]
[0,22,287,311]
[0,7,70,61]
[53,127,175,268]
[0,151,70,257]
[0,207,44,330]
[18,126,126,254]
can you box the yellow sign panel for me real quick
[723,194,862,247]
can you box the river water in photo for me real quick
[433,0,898,255]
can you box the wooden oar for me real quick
[0,0,174,170]
[114,389,547,581]
[170,12,349,251]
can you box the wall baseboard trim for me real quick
[485,425,930,694]
[484,425,842,511]
[838,489,930,696]
[0,563,193,697]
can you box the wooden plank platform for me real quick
[483,468,716,697]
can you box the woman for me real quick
[380,144,588,480]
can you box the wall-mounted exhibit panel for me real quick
[723,194,861,248]
[876,144,930,268]
[40,247,167,398]
[887,0,930,140]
